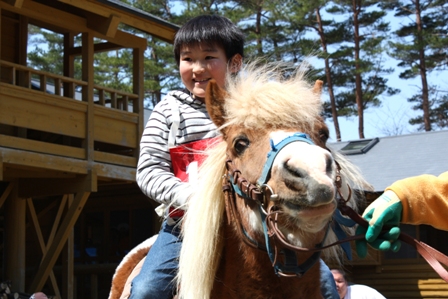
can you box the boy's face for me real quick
[179,42,240,101]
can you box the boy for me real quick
[130,15,244,299]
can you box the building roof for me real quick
[39,0,179,43]
[328,130,448,192]
[100,0,179,29]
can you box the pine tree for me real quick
[386,0,448,131]
[286,0,345,141]
[326,0,399,139]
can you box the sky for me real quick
[325,74,421,143]
[325,52,447,143]
[322,9,447,143]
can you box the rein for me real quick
[221,134,448,281]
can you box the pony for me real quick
[108,61,370,299]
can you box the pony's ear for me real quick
[205,79,228,128]
[313,80,324,95]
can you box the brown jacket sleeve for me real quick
[385,171,448,230]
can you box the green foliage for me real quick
[387,0,448,130]
[408,86,448,130]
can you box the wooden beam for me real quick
[1,146,136,181]
[82,32,95,163]
[46,195,68,251]
[0,154,3,181]
[0,181,14,209]
[2,0,23,8]
[133,47,144,158]
[87,13,120,38]
[18,171,97,197]
[56,0,177,43]
[27,198,62,298]
[67,42,123,56]
[94,162,135,181]
[0,0,147,49]
[1,147,89,174]
[28,190,91,293]
[4,185,26,292]
[63,33,75,98]
[62,194,75,299]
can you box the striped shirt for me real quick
[136,90,219,210]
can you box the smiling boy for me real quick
[130,15,244,299]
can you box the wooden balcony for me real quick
[0,60,141,185]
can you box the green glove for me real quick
[355,190,403,258]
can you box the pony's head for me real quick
[178,61,369,299]
[207,62,337,239]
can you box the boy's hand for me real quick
[355,190,403,258]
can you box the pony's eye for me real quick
[233,137,250,155]
[319,129,329,143]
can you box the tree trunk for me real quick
[316,8,342,142]
[415,0,431,131]
[352,0,365,139]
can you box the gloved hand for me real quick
[355,190,403,258]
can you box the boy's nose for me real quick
[193,61,205,73]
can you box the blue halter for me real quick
[257,132,315,187]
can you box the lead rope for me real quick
[337,203,448,283]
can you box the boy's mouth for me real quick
[194,78,210,83]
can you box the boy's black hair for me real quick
[174,15,245,66]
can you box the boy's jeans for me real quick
[129,220,181,299]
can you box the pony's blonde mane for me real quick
[177,141,227,299]
[177,61,371,299]
[223,61,322,131]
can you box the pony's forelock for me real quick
[224,61,322,131]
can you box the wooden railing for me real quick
[0,60,141,175]
[0,60,139,113]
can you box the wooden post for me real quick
[133,46,144,159]
[3,182,26,292]
[82,31,94,164]
[62,194,75,299]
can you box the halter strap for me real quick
[257,133,314,187]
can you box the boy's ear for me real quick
[229,54,243,73]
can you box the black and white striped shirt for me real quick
[136,90,219,210]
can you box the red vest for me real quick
[168,137,220,217]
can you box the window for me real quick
[340,138,379,155]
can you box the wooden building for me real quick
[329,130,448,299]
[0,0,178,298]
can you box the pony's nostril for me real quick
[284,160,307,179]
[325,155,333,176]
